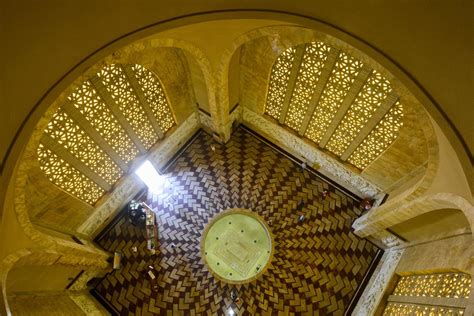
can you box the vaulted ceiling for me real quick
[263,42,403,170]
[0,4,473,316]
[38,64,175,204]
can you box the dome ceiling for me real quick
[264,42,404,170]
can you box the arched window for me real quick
[37,64,176,204]
[264,42,404,170]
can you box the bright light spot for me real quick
[227,308,235,315]
[135,160,165,194]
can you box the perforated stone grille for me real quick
[284,42,331,130]
[383,272,471,316]
[68,81,139,163]
[37,144,105,204]
[348,101,404,169]
[305,52,364,143]
[37,64,176,205]
[383,303,465,316]
[132,64,175,133]
[326,70,392,156]
[393,273,471,299]
[44,109,123,184]
[264,42,403,170]
[265,47,296,120]
[98,64,159,149]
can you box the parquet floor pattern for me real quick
[92,128,380,315]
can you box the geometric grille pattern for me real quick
[264,42,403,170]
[393,273,471,299]
[383,303,465,316]
[305,52,364,143]
[68,81,140,163]
[285,42,331,130]
[92,128,380,315]
[348,101,404,169]
[38,64,176,205]
[383,272,471,316]
[37,144,105,204]
[132,64,175,132]
[43,108,123,184]
[265,47,296,120]
[98,64,159,150]
[326,70,392,156]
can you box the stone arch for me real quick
[2,11,470,223]
[101,37,215,126]
[354,192,474,237]
[11,36,213,242]
[0,249,32,315]
[0,248,108,315]
[224,24,439,200]
[215,25,331,139]
[4,11,467,257]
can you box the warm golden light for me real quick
[264,42,403,170]
[37,63,176,205]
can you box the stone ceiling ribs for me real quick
[122,65,164,140]
[341,91,399,161]
[40,133,112,191]
[298,48,340,136]
[89,76,148,155]
[318,65,372,148]
[278,45,306,124]
[62,100,129,171]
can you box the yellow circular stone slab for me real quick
[201,209,273,284]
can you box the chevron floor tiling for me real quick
[91,128,381,316]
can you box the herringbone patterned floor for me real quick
[92,128,380,315]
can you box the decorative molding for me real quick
[70,293,108,316]
[77,112,200,236]
[352,249,404,316]
[371,230,405,248]
[242,107,381,198]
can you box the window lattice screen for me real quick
[44,109,123,185]
[37,144,105,204]
[284,42,331,130]
[98,64,159,150]
[264,42,404,170]
[383,303,465,316]
[325,70,392,156]
[68,81,139,163]
[265,47,296,120]
[132,64,175,132]
[392,273,471,299]
[305,52,364,143]
[38,64,176,204]
[348,101,404,169]
[383,272,471,316]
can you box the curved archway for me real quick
[2,11,470,210]
[223,24,439,201]
[354,192,474,237]
[10,37,209,242]
[1,248,108,315]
